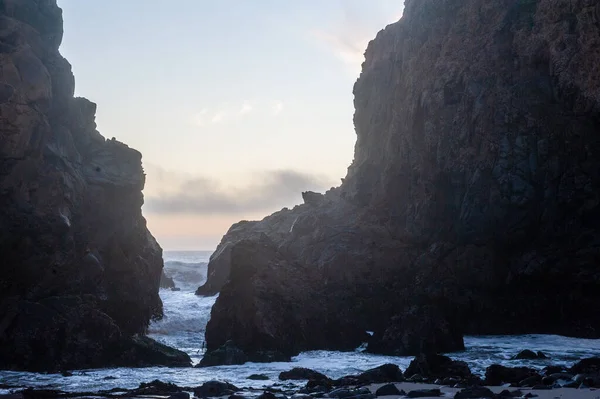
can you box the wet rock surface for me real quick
[0,0,187,371]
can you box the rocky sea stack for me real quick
[200,0,600,364]
[0,0,189,370]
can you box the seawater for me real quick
[1,250,599,393]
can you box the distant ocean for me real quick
[1,250,599,393]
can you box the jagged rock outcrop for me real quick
[0,0,190,370]
[201,0,600,364]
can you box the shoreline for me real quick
[2,354,600,399]
[2,380,599,399]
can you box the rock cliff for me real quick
[0,0,190,370]
[201,0,600,363]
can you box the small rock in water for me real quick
[512,350,536,360]
[406,389,441,398]
[280,367,328,381]
[375,384,402,396]
[102,376,117,380]
[171,287,181,291]
[229,395,247,399]
[136,379,181,395]
[454,386,495,398]
[60,371,73,377]
[248,374,270,380]
[291,394,313,399]
[168,393,190,399]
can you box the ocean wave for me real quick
[162,261,207,290]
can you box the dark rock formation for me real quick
[405,354,471,381]
[366,306,464,356]
[193,381,238,398]
[512,350,548,360]
[375,384,403,397]
[333,364,404,387]
[0,0,189,370]
[484,365,539,386]
[197,339,289,367]
[160,270,176,289]
[247,374,270,381]
[570,357,600,375]
[279,368,328,381]
[406,389,441,398]
[200,0,600,363]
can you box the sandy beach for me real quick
[366,382,600,399]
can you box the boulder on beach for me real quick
[335,364,405,386]
[484,365,540,386]
[193,381,238,398]
[375,384,404,396]
[405,354,471,381]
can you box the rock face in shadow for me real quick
[0,0,190,370]
[201,0,600,364]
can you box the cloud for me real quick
[191,109,208,127]
[211,111,227,123]
[191,101,283,126]
[312,1,404,72]
[144,167,335,215]
[272,101,284,115]
[312,30,367,68]
[239,102,253,115]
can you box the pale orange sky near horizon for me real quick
[58,0,405,250]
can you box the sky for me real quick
[57,0,405,250]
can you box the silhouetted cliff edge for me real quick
[0,0,190,370]
[199,0,600,365]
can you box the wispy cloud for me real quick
[312,1,404,73]
[239,102,253,115]
[144,166,334,215]
[190,100,283,127]
[211,111,227,123]
[191,109,209,127]
[272,101,284,116]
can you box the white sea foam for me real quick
[1,251,599,393]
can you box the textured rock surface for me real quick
[0,0,189,370]
[202,0,600,363]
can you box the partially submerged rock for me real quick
[193,381,238,398]
[512,350,548,360]
[279,368,328,381]
[404,354,471,381]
